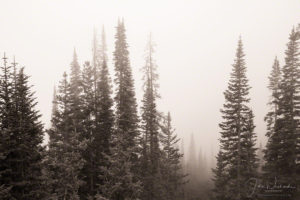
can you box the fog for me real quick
[1,0,300,157]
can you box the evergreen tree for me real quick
[242,109,257,180]
[92,28,100,115]
[160,112,185,200]
[80,61,95,199]
[107,19,141,200]
[15,67,46,199]
[0,54,14,199]
[99,26,108,66]
[69,49,96,199]
[91,26,107,105]
[69,49,83,133]
[213,38,257,200]
[46,72,84,200]
[0,54,13,130]
[82,28,112,199]
[92,59,114,198]
[0,56,45,199]
[95,58,114,159]
[92,26,107,78]
[264,28,300,188]
[140,34,164,200]
[80,28,112,199]
[263,57,281,177]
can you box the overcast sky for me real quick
[1,0,300,155]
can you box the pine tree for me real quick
[79,61,95,199]
[15,67,46,199]
[213,38,257,200]
[80,28,112,199]
[91,26,107,106]
[95,59,114,157]
[263,57,281,177]
[69,49,83,133]
[99,26,108,66]
[264,28,300,186]
[108,19,141,200]
[140,34,164,200]
[80,57,111,199]
[92,26,107,78]
[0,54,13,130]
[67,51,99,200]
[0,56,45,199]
[92,28,100,116]
[92,59,114,198]
[160,112,185,200]
[242,109,257,180]
[46,72,84,200]
[0,54,14,199]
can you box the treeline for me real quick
[0,20,186,200]
[2,19,299,200]
[213,26,300,200]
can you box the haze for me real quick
[1,0,300,156]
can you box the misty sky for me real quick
[1,0,300,156]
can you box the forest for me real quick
[0,18,299,200]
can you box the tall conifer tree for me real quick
[0,54,14,199]
[213,38,257,200]
[99,26,108,67]
[46,71,84,200]
[264,28,300,187]
[160,112,185,200]
[92,59,114,198]
[108,19,141,200]
[140,34,164,200]
[14,67,46,199]
[69,49,83,132]
[80,61,96,199]
[80,28,113,199]
[263,57,281,177]
[0,56,45,199]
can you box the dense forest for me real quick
[0,20,299,200]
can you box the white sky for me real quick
[1,0,300,156]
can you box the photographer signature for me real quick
[246,177,297,197]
